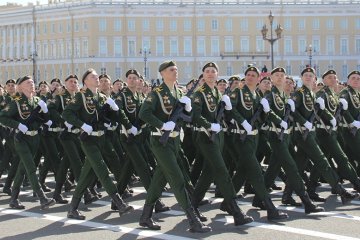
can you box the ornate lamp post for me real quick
[30,51,38,84]
[305,44,313,67]
[261,11,283,70]
[139,48,151,79]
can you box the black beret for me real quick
[202,62,218,72]
[51,78,62,85]
[240,78,245,82]
[301,67,315,76]
[99,74,112,81]
[125,69,140,78]
[158,60,176,72]
[65,74,78,82]
[82,68,95,84]
[271,67,286,75]
[260,76,272,83]
[322,70,336,79]
[38,80,49,87]
[228,76,240,82]
[286,76,295,84]
[245,66,260,76]
[113,79,123,85]
[348,70,360,79]
[217,79,227,84]
[5,79,16,85]
[17,76,32,85]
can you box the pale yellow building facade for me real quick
[0,0,359,84]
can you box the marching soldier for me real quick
[138,60,211,232]
[63,68,134,220]
[291,67,358,203]
[0,76,55,209]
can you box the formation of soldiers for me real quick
[0,60,360,233]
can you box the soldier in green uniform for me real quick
[263,67,324,213]
[63,68,133,220]
[0,76,55,210]
[339,71,360,175]
[291,67,358,203]
[138,61,211,232]
[228,66,288,220]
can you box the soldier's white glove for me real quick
[179,96,192,112]
[18,123,28,134]
[330,118,337,128]
[287,99,295,112]
[104,122,111,128]
[351,120,360,129]
[37,100,48,113]
[304,121,313,131]
[106,98,119,111]
[81,123,93,134]
[280,120,288,130]
[221,95,232,110]
[339,98,348,110]
[44,120,52,127]
[161,121,176,131]
[210,123,221,133]
[64,121,73,130]
[241,120,252,134]
[127,126,138,135]
[316,97,325,110]
[260,98,270,113]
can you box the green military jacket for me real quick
[229,84,263,128]
[48,89,76,126]
[192,83,222,129]
[267,86,287,127]
[339,86,360,124]
[0,93,13,111]
[62,88,131,131]
[0,92,47,131]
[315,86,339,126]
[114,87,144,127]
[139,82,183,131]
[291,85,333,126]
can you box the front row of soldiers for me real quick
[0,61,360,233]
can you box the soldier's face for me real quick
[348,74,360,89]
[259,79,272,92]
[19,79,35,94]
[65,78,78,92]
[113,81,123,91]
[323,74,337,88]
[51,82,61,92]
[285,79,295,93]
[203,67,218,88]
[6,83,16,94]
[245,71,259,88]
[161,66,178,83]
[100,78,111,91]
[217,82,227,93]
[84,71,100,88]
[39,84,49,94]
[271,72,285,88]
[126,74,139,89]
[301,72,315,88]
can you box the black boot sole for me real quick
[40,199,56,210]
[119,206,134,216]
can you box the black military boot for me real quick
[335,184,360,204]
[9,188,25,209]
[84,188,99,205]
[190,193,208,222]
[39,174,51,192]
[299,192,325,214]
[110,193,134,216]
[244,182,255,194]
[36,189,56,210]
[154,199,171,213]
[89,187,102,198]
[64,179,75,192]
[351,178,360,193]
[227,198,254,226]
[282,185,302,207]
[67,197,85,220]
[52,182,68,204]
[185,207,212,233]
[252,195,266,210]
[263,197,288,220]
[307,181,326,202]
[3,177,12,196]
[139,204,161,230]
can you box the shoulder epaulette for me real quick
[153,86,162,93]
[297,87,305,93]
[196,85,205,93]
[80,89,86,93]
[12,94,21,101]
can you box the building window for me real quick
[51,23,55,33]
[114,19,121,32]
[284,38,292,54]
[75,21,79,32]
[156,38,164,56]
[100,67,106,75]
[170,38,178,56]
[225,19,232,31]
[128,19,135,32]
[240,37,249,52]
[128,39,135,56]
[340,19,348,30]
[256,36,264,52]
[142,39,150,53]
[82,39,88,57]
[298,39,306,54]
[197,19,205,31]
[342,65,348,81]
[312,18,320,30]
[156,19,164,31]
[184,19,191,31]
[286,65,292,75]
[211,19,218,31]
[99,19,106,32]
[226,66,232,76]
[326,37,334,55]
[43,42,48,59]
[83,21,88,32]
[114,38,122,57]
[143,19,149,31]
[340,38,348,54]
[43,23,47,34]
[170,20,177,32]
[115,67,121,79]
[355,38,360,54]
[67,21,71,33]
[256,19,264,30]
[298,19,305,31]
[58,23,62,33]
[284,18,291,30]
[197,38,205,56]
[240,19,248,31]
[312,39,320,54]
[225,38,233,52]
[184,65,192,78]
[99,38,107,57]
[326,19,334,30]
[356,19,360,30]
[211,38,219,56]
[184,37,192,56]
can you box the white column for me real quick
[24,24,28,58]
[9,26,14,59]
[16,26,20,59]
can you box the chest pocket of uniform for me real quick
[241,91,253,110]
[273,93,284,111]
